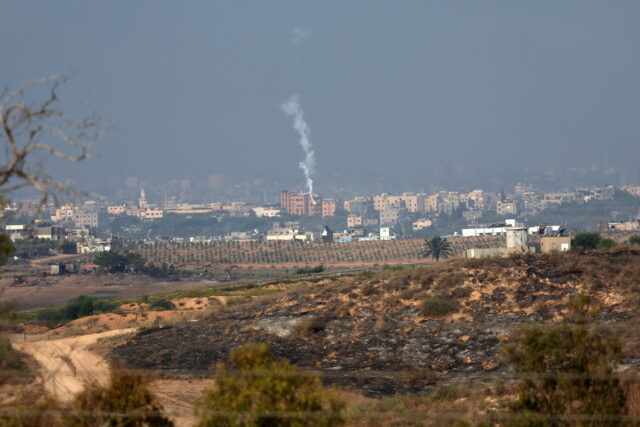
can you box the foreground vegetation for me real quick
[5,247,640,424]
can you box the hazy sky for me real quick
[2,1,639,192]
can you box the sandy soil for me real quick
[152,379,211,427]
[0,274,219,310]
[12,328,215,426]
[12,329,136,402]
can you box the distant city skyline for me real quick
[2,1,640,200]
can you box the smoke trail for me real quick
[281,94,316,202]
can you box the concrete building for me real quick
[322,199,337,217]
[5,223,64,241]
[373,193,403,211]
[280,191,321,216]
[496,201,517,216]
[465,247,507,258]
[107,205,125,215]
[400,193,426,213]
[622,185,640,198]
[541,236,571,253]
[343,197,370,216]
[347,215,362,228]
[412,219,433,231]
[379,207,403,226]
[506,227,529,254]
[462,219,518,237]
[542,192,577,208]
[252,207,281,218]
[52,203,98,229]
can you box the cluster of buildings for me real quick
[464,224,572,259]
[263,221,396,243]
[4,182,640,253]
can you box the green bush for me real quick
[596,238,617,249]
[572,232,602,250]
[35,295,116,327]
[502,324,626,424]
[420,297,457,317]
[95,250,146,273]
[295,264,325,275]
[148,299,175,311]
[196,343,344,426]
[628,235,640,245]
[65,369,173,426]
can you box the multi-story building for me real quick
[496,201,518,216]
[107,205,125,215]
[280,191,321,216]
[52,203,98,229]
[400,193,426,213]
[542,192,577,208]
[6,222,64,241]
[379,207,403,226]
[343,197,370,216]
[373,193,403,211]
[322,199,336,217]
[622,185,640,198]
[347,215,362,228]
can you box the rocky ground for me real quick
[109,248,640,397]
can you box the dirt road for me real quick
[12,329,136,402]
[12,328,207,426]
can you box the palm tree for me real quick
[421,236,453,261]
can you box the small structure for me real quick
[49,263,67,275]
[506,227,529,254]
[465,247,507,258]
[541,236,571,253]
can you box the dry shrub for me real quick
[533,300,552,320]
[620,370,640,418]
[399,287,420,301]
[294,316,329,337]
[388,276,409,291]
[360,282,379,297]
[449,286,472,299]
[196,343,344,426]
[65,369,172,426]
[420,297,457,317]
[436,271,467,292]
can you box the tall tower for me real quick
[139,189,148,209]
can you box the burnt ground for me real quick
[109,248,640,397]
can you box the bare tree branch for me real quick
[0,74,105,219]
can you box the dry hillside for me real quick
[110,247,640,397]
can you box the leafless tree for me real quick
[0,74,105,216]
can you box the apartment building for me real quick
[373,193,403,211]
[496,201,517,216]
[52,203,98,229]
[343,197,370,216]
[107,205,125,215]
[379,207,403,226]
[622,185,640,197]
[542,192,577,208]
[322,199,336,217]
[400,193,426,213]
[280,191,321,216]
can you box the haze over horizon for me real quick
[2,1,640,196]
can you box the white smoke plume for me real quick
[291,27,312,47]
[281,94,316,202]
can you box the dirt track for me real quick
[12,328,207,426]
[12,329,136,402]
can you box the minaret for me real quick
[139,188,148,209]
